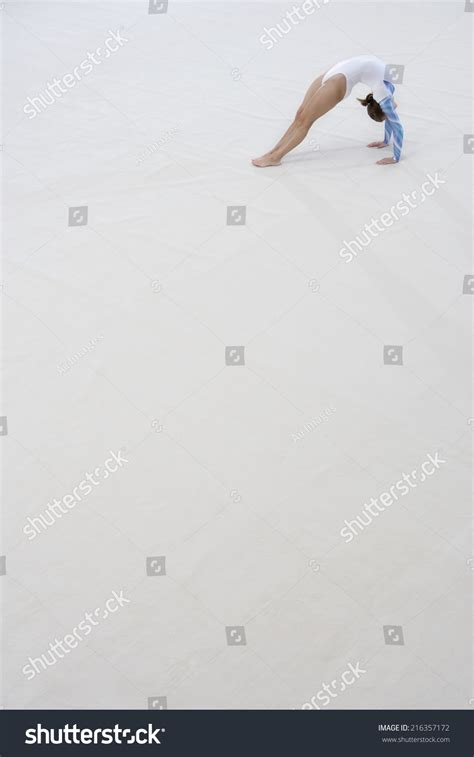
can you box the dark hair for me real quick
[358,93,386,122]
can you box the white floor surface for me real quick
[1,0,473,710]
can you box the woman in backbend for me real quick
[252,55,404,167]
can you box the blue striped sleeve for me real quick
[380,96,404,162]
[384,119,393,145]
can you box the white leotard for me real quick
[322,55,391,101]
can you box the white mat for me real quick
[2,0,472,710]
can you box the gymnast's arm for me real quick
[380,97,404,162]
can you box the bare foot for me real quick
[377,157,397,165]
[251,154,282,167]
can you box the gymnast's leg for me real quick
[252,76,344,167]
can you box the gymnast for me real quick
[252,55,404,167]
